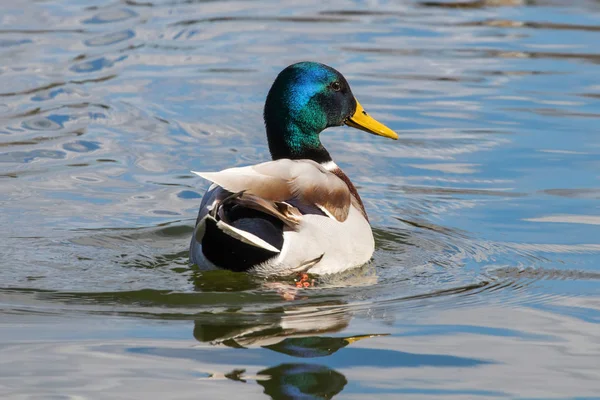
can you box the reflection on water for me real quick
[174,303,488,398]
[192,305,369,399]
[1,0,600,397]
[256,364,347,400]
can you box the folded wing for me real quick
[192,159,351,222]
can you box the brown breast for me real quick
[330,167,369,221]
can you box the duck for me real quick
[190,61,397,276]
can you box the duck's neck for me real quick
[266,122,332,164]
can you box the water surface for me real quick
[1,0,600,398]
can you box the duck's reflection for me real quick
[262,334,378,358]
[256,363,347,400]
[193,303,384,400]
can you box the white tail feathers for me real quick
[213,217,281,253]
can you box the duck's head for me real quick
[264,61,397,163]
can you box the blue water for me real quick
[1,0,600,398]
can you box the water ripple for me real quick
[83,9,138,25]
[1,0,600,396]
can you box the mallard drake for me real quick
[190,62,397,276]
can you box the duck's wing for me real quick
[192,159,352,222]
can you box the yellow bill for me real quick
[345,99,398,140]
[343,333,390,345]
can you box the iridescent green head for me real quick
[263,62,397,163]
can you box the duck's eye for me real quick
[330,81,341,92]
